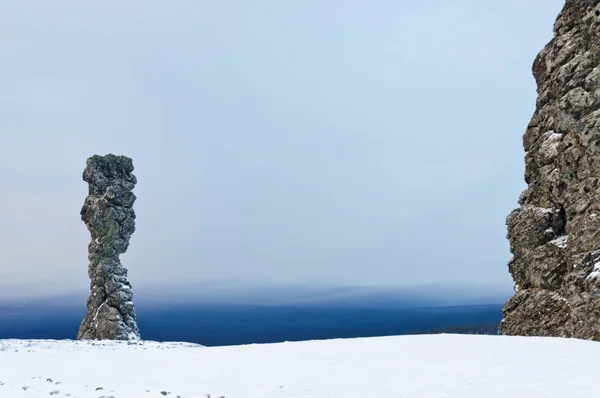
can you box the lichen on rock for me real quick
[77,154,141,340]
[501,0,600,340]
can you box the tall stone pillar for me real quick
[77,154,141,340]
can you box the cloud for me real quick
[0,0,563,297]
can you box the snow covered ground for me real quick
[0,334,598,398]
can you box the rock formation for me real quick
[501,0,600,339]
[77,154,141,340]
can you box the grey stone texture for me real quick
[501,0,600,339]
[77,154,141,340]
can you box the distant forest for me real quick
[415,322,500,335]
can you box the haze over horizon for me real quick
[0,1,564,300]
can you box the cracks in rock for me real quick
[557,205,568,237]
[502,0,600,340]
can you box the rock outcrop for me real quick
[501,0,600,339]
[77,154,141,340]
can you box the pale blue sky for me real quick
[0,0,564,298]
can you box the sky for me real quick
[0,0,565,299]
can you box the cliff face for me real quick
[77,154,141,340]
[501,0,600,339]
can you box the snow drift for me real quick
[0,334,598,397]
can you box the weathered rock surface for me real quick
[77,154,141,340]
[501,0,600,340]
